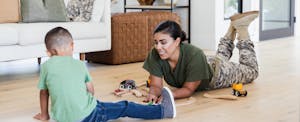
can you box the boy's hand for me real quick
[33,113,50,121]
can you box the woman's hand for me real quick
[143,93,162,104]
[143,75,164,104]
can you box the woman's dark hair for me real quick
[153,20,186,42]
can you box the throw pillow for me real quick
[0,0,20,23]
[66,0,95,22]
[21,0,68,22]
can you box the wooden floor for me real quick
[0,37,299,122]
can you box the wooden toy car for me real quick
[232,83,247,96]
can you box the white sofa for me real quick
[0,0,111,62]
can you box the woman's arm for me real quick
[86,82,95,96]
[172,80,201,99]
[144,75,164,103]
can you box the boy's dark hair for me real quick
[153,20,186,43]
[44,27,73,51]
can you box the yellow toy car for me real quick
[232,83,247,96]
[146,79,151,87]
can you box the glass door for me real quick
[260,0,295,40]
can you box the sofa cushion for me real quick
[0,24,19,46]
[64,0,104,22]
[66,0,95,22]
[21,0,68,22]
[0,0,20,23]
[18,22,106,45]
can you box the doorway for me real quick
[260,0,295,40]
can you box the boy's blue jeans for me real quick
[81,100,163,122]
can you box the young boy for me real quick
[33,27,176,122]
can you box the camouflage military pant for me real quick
[207,38,259,89]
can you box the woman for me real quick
[143,11,259,102]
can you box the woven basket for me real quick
[137,0,155,5]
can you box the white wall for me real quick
[190,0,217,50]
[296,0,300,36]
[111,0,123,13]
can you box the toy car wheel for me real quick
[235,91,240,96]
[120,85,125,89]
[244,91,248,96]
[232,90,235,95]
[128,85,132,89]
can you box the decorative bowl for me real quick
[137,0,155,5]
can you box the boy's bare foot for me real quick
[33,113,50,121]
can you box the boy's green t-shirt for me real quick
[143,43,213,91]
[38,56,96,122]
